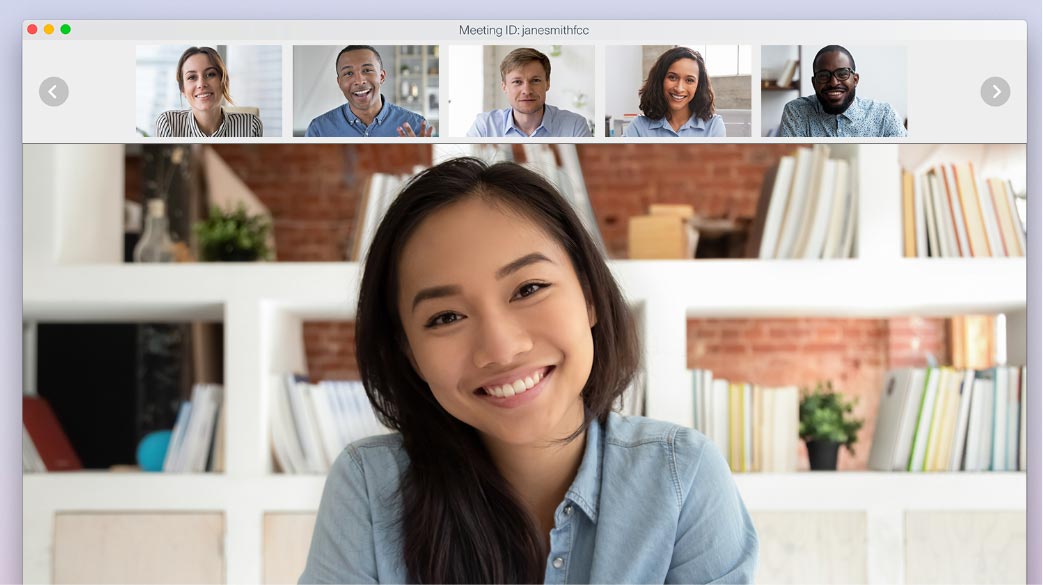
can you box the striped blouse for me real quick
[153,109,263,138]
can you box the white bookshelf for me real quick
[21,143,1028,584]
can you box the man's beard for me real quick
[817,87,857,115]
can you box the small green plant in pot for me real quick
[193,204,273,262]
[799,381,864,471]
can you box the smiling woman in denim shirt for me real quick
[299,158,758,584]
[624,47,726,138]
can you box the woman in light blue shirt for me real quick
[300,158,757,584]
[624,47,726,138]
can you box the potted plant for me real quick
[193,204,273,262]
[798,381,863,471]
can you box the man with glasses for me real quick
[779,45,906,137]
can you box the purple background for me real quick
[3,1,1040,583]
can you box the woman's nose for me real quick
[472,314,533,369]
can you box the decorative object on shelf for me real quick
[550,45,562,57]
[136,430,172,472]
[23,395,83,472]
[799,381,864,471]
[193,204,273,262]
[143,145,193,239]
[133,199,176,263]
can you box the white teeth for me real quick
[483,369,546,398]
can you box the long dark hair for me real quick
[638,46,716,122]
[355,157,639,583]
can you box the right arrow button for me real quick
[981,77,1011,107]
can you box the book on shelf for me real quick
[351,172,409,262]
[904,163,1024,258]
[163,383,223,473]
[686,369,799,472]
[23,425,47,473]
[23,395,82,472]
[270,375,392,474]
[753,145,855,260]
[868,365,1026,472]
[353,145,604,262]
[776,59,798,88]
[950,315,996,370]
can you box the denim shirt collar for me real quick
[648,112,707,133]
[343,95,391,127]
[563,415,604,523]
[502,105,550,136]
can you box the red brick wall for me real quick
[210,144,430,262]
[579,144,806,258]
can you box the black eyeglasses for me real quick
[813,67,855,84]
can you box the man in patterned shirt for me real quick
[779,45,907,138]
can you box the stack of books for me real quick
[751,145,857,260]
[901,163,1025,258]
[270,375,391,474]
[868,366,1026,472]
[687,369,800,472]
[164,383,224,473]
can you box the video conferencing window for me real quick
[22,20,1029,585]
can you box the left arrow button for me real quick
[39,77,69,107]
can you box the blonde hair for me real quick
[498,48,550,82]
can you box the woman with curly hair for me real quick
[624,47,725,137]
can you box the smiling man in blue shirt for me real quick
[779,45,907,138]
[467,48,592,138]
[306,45,433,138]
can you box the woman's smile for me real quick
[397,197,595,447]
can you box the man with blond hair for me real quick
[467,47,592,137]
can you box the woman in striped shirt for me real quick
[153,46,263,138]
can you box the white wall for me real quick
[761,45,908,135]
[23,144,124,265]
[446,45,484,137]
[446,45,595,137]
[604,45,643,120]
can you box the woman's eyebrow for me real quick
[412,285,461,312]
[495,252,553,279]
[410,253,554,313]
